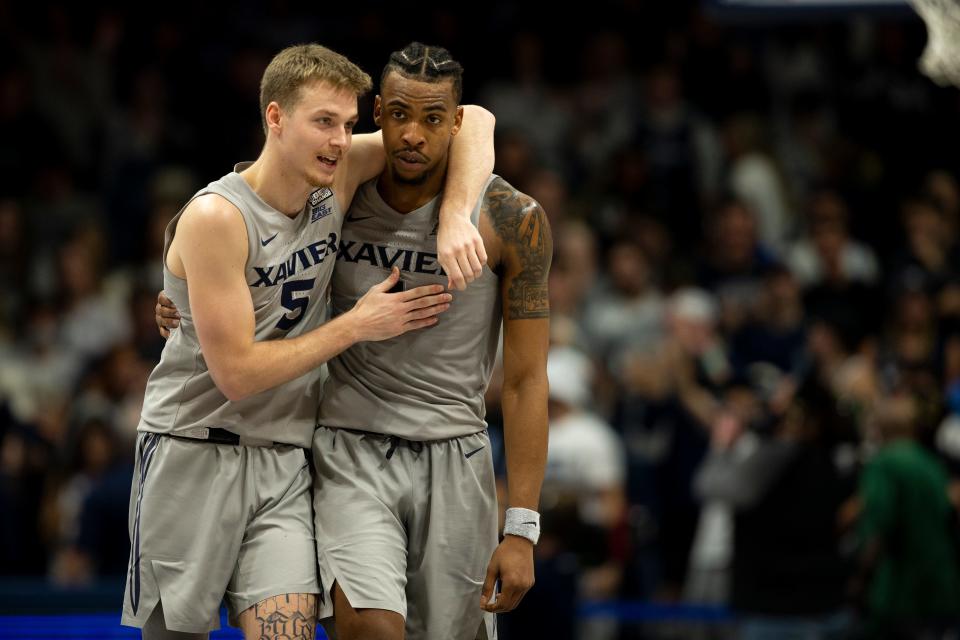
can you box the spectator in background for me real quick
[724,113,795,255]
[0,300,80,434]
[804,316,879,432]
[893,196,960,292]
[697,382,852,640]
[0,199,28,337]
[0,55,66,199]
[47,417,126,585]
[582,240,665,377]
[619,289,729,599]
[923,170,960,242]
[493,128,538,193]
[787,190,880,289]
[55,227,132,362]
[548,220,601,352]
[572,32,639,178]
[856,393,960,639]
[698,198,780,336]
[686,380,762,610]
[634,63,721,237]
[881,275,941,402]
[543,346,627,595]
[479,32,571,174]
[729,265,807,384]
[0,419,55,576]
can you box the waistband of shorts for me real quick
[316,425,487,445]
[164,427,286,448]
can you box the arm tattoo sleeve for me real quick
[485,177,553,319]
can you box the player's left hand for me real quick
[437,213,487,291]
[480,535,534,613]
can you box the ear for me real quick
[450,105,464,136]
[265,101,283,134]
[373,95,383,127]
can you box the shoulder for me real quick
[482,177,552,251]
[483,177,542,224]
[178,193,245,234]
[174,193,249,267]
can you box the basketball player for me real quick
[313,43,551,640]
[125,44,496,640]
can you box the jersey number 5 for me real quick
[275,277,315,331]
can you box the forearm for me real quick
[210,313,357,401]
[500,376,548,510]
[440,105,495,218]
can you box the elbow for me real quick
[221,384,251,403]
[465,104,496,131]
[210,367,253,402]
[502,372,548,400]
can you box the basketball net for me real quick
[908,0,960,87]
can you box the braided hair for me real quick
[380,42,463,103]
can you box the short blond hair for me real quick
[259,44,372,134]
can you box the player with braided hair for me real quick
[380,42,465,103]
[312,41,550,640]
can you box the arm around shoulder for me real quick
[176,195,357,401]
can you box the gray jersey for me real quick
[318,176,501,441]
[139,162,342,448]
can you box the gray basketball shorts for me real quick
[121,432,320,633]
[312,426,499,640]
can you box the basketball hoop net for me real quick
[908,0,960,87]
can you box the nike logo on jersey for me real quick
[464,445,486,459]
[346,212,375,223]
[261,233,279,247]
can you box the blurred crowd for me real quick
[3,2,960,638]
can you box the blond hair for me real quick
[259,44,372,134]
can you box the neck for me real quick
[242,146,318,217]
[376,164,447,214]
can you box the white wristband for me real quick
[503,507,541,545]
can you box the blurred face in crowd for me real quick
[669,304,716,356]
[525,169,567,226]
[713,202,756,267]
[811,219,846,266]
[375,72,463,187]
[266,80,358,188]
[767,269,800,307]
[608,242,650,297]
[903,200,947,248]
[759,269,802,327]
[78,421,115,475]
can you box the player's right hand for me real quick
[349,267,452,342]
[481,535,535,613]
[156,291,181,339]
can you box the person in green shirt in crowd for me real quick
[858,392,960,638]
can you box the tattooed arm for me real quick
[480,177,552,614]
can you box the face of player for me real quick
[270,80,358,188]
[374,72,463,187]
